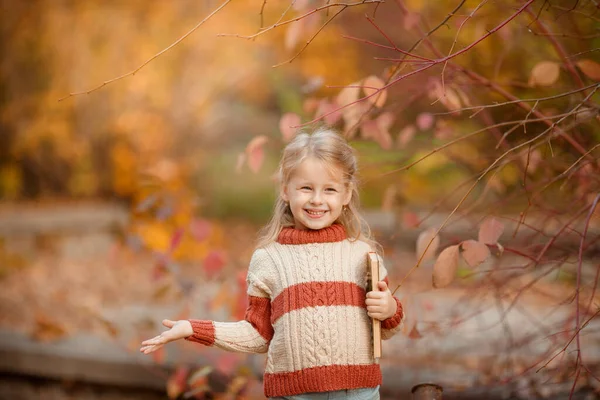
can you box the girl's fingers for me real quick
[162,319,176,328]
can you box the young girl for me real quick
[140,128,404,399]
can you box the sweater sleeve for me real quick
[378,258,404,340]
[185,249,274,353]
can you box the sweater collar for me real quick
[277,224,347,245]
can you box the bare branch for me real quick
[59,0,232,101]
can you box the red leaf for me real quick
[416,113,434,130]
[408,325,423,339]
[279,113,301,142]
[416,227,440,262]
[478,217,504,244]
[460,240,490,268]
[189,219,212,242]
[576,59,600,81]
[361,118,392,150]
[169,228,184,253]
[402,211,420,229]
[167,366,189,399]
[203,250,227,279]
[432,245,459,288]
[245,135,268,173]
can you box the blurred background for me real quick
[1,0,599,399]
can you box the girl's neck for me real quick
[277,224,346,245]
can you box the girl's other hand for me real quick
[139,319,194,354]
[365,281,397,321]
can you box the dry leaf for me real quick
[478,217,504,244]
[167,366,189,399]
[416,227,440,262]
[408,325,423,339]
[528,61,560,87]
[575,59,600,81]
[245,135,268,173]
[32,313,68,342]
[279,113,301,142]
[363,75,387,108]
[284,19,304,51]
[460,240,490,268]
[336,82,361,108]
[397,125,417,148]
[315,100,342,126]
[432,245,459,288]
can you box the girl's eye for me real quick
[300,186,311,190]
[326,188,338,192]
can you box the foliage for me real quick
[2,0,600,398]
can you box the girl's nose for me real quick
[311,192,323,205]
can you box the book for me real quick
[367,252,382,359]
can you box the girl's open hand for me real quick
[139,319,193,354]
[366,281,397,321]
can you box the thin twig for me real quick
[59,0,232,101]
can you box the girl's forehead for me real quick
[289,157,345,182]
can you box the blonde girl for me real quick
[140,128,404,399]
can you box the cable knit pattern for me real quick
[185,224,404,397]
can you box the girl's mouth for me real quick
[305,209,327,218]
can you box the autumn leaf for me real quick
[32,313,68,342]
[416,113,434,130]
[416,227,440,262]
[189,218,212,242]
[245,135,268,173]
[397,125,417,148]
[408,325,423,339]
[279,113,301,142]
[575,59,600,81]
[402,211,420,228]
[203,250,227,279]
[284,19,304,51]
[168,228,184,253]
[528,61,560,87]
[188,365,213,390]
[362,75,387,108]
[336,81,361,108]
[478,217,504,244]
[167,366,189,399]
[432,245,459,288]
[315,99,342,126]
[460,240,490,268]
[430,81,462,113]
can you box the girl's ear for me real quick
[280,184,289,202]
[343,182,353,206]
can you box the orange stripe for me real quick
[245,295,274,341]
[271,281,366,323]
[264,364,381,397]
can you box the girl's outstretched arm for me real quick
[139,319,193,354]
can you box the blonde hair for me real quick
[256,127,380,252]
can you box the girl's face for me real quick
[281,157,352,231]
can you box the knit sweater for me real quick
[186,224,404,397]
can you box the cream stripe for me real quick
[265,305,373,374]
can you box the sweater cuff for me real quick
[185,320,215,346]
[381,297,403,330]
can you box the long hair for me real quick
[256,127,380,253]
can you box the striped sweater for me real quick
[186,224,404,397]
